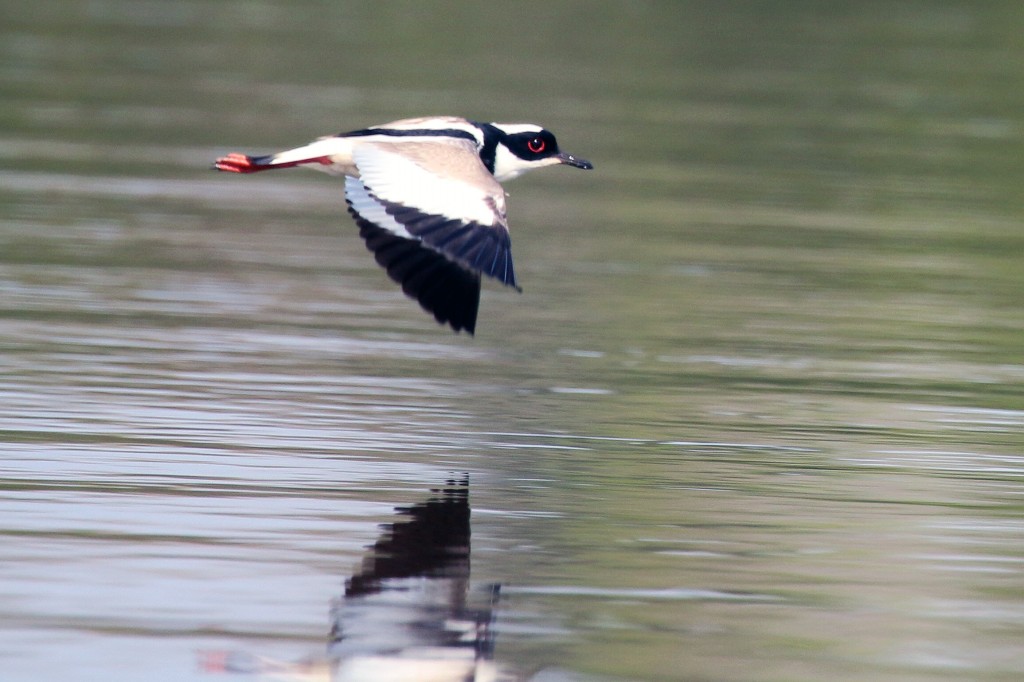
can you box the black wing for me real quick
[346,199,482,334]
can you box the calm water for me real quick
[3,2,1024,681]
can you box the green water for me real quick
[2,2,1023,681]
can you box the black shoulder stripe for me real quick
[472,122,502,175]
[338,127,479,144]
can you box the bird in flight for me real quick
[214,116,593,334]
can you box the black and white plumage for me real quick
[214,116,593,334]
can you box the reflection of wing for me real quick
[196,477,504,681]
[345,476,471,597]
[329,476,502,679]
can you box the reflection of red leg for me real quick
[197,649,230,672]
[213,153,334,173]
[196,649,263,673]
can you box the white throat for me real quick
[492,144,531,182]
[492,143,561,183]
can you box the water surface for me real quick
[2,2,1024,681]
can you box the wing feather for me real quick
[383,204,518,289]
[350,143,519,289]
[345,178,481,334]
[341,140,523,333]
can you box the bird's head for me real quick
[488,123,593,182]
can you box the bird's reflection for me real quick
[200,475,506,681]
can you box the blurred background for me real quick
[2,1,1023,680]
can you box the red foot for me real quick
[213,152,266,173]
[213,153,335,173]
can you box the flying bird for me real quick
[213,116,593,334]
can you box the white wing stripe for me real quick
[352,146,500,226]
[344,177,413,239]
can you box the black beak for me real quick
[557,152,594,170]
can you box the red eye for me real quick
[527,137,546,153]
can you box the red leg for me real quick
[213,153,336,174]
[213,153,269,173]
